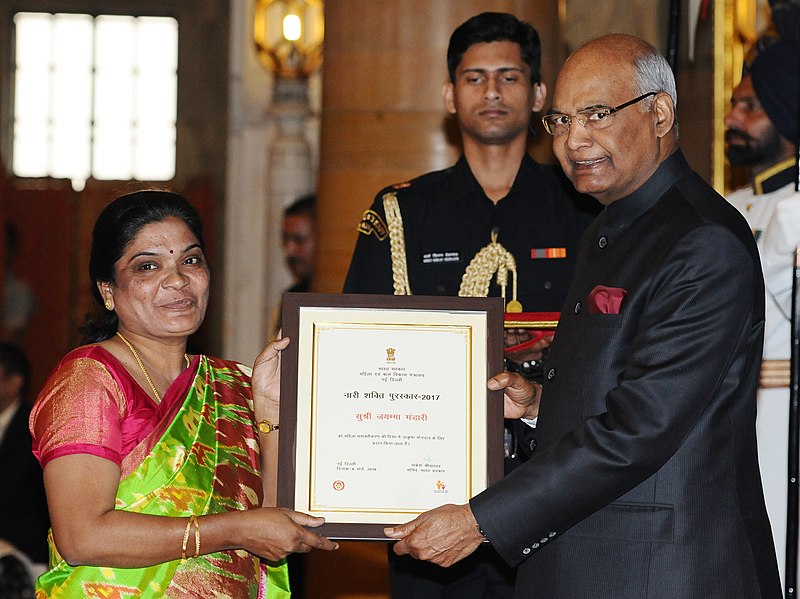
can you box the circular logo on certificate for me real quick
[332,480,345,492]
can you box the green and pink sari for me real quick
[31,348,290,598]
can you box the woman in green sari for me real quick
[29,190,338,598]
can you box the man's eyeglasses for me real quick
[541,92,658,136]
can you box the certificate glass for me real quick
[278,293,504,540]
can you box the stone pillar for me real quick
[222,0,319,363]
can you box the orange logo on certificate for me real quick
[333,480,345,492]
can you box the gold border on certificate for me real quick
[278,293,504,540]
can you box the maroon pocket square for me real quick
[588,285,627,315]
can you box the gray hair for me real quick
[633,46,677,109]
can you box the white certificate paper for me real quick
[293,307,489,525]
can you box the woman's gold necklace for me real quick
[116,331,190,404]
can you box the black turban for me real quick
[769,0,800,45]
[749,39,799,145]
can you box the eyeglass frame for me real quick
[541,91,659,136]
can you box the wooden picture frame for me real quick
[278,292,504,540]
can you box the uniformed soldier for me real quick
[345,156,592,314]
[724,33,800,585]
[343,12,598,599]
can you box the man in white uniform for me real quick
[725,35,800,584]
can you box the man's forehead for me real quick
[459,65,527,74]
[457,41,528,70]
[552,85,617,112]
[284,214,313,226]
[552,61,632,110]
[732,74,756,96]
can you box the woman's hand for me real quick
[45,454,338,568]
[487,372,542,420]
[252,337,290,418]
[237,507,338,561]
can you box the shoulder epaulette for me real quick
[377,166,454,198]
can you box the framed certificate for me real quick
[278,292,505,540]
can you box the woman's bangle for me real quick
[193,515,201,559]
[181,515,195,561]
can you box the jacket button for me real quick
[546,368,556,380]
[548,532,557,538]
[522,547,531,555]
[529,439,537,452]
[532,542,540,549]
[573,301,581,314]
[598,236,608,249]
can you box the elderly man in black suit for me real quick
[384,33,782,598]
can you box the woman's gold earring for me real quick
[104,299,113,311]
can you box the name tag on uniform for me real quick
[421,251,462,264]
[530,247,566,259]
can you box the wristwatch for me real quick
[257,419,279,434]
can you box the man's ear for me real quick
[652,92,675,138]
[532,82,547,113]
[442,81,456,115]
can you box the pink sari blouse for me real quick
[30,344,198,468]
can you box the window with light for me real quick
[12,12,178,189]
